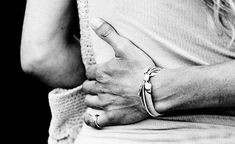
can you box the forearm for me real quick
[21,0,85,88]
[151,61,235,113]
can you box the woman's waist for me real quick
[77,108,235,144]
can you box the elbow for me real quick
[20,54,45,75]
[20,42,49,75]
[20,57,41,75]
[20,31,60,75]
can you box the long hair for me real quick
[204,0,235,46]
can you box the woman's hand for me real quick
[83,18,155,97]
[82,18,155,128]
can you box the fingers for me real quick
[85,93,120,110]
[82,81,110,94]
[86,64,110,83]
[83,101,149,129]
[84,111,120,129]
[84,108,145,129]
[86,65,97,80]
[82,80,108,94]
[90,18,134,58]
[84,95,104,110]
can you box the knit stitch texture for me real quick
[48,0,94,144]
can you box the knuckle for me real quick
[82,81,89,91]
[95,81,108,93]
[95,71,102,80]
[85,68,92,77]
[86,65,97,78]
[84,96,90,106]
[94,81,100,87]
[86,66,92,73]
[99,24,114,38]
[108,86,121,95]
[116,87,126,95]
[95,67,103,78]
[99,88,107,93]
[106,112,116,122]
[95,68,108,83]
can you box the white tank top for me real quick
[86,0,235,68]
[75,0,235,143]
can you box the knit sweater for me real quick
[48,0,235,144]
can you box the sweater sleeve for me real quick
[48,0,97,143]
[48,86,87,144]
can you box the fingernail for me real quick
[90,18,104,30]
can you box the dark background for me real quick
[5,1,80,144]
[6,1,51,144]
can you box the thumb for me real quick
[90,18,133,58]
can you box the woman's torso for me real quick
[76,0,235,143]
[87,0,235,68]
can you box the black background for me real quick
[5,1,51,144]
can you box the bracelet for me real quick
[138,66,162,117]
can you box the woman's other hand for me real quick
[82,18,155,128]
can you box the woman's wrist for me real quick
[150,66,205,113]
[138,66,162,117]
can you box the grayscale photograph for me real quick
[7,0,235,144]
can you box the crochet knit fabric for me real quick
[48,0,95,144]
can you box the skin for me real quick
[83,18,235,128]
[21,0,85,88]
[21,0,235,129]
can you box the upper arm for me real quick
[21,0,86,88]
